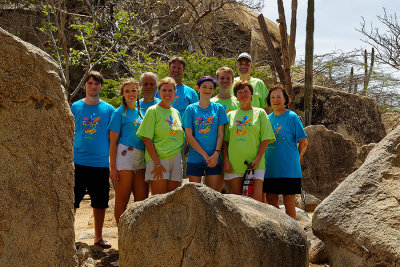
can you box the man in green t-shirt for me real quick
[211,66,240,114]
[231,52,270,112]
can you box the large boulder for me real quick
[0,28,76,266]
[301,125,358,200]
[294,84,386,146]
[119,183,308,266]
[312,125,400,266]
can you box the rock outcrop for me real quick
[294,84,386,146]
[301,125,359,200]
[312,125,400,266]
[0,28,76,266]
[119,183,308,266]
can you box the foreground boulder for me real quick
[0,28,76,266]
[313,125,400,266]
[294,84,386,146]
[301,125,358,199]
[119,183,308,266]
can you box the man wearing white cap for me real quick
[231,52,269,110]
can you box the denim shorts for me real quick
[186,162,222,176]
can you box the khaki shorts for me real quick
[116,144,145,171]
[145,153,183,182]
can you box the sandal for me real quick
[94,239,112,249]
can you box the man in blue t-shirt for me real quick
[155,56,199,115]
[71,71,115,249]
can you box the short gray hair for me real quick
[139,72,158,85]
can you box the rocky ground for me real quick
[74,194,329,266]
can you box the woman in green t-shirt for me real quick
[137,77,185,195]
[222,80,275,202]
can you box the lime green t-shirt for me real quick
[231,77,268,108]
[211,96,240,114]
[137,105,184,163]
[224,108,275,174]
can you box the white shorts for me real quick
[224,169,265,181]
[116,144,145,171]
[145,153,183,182]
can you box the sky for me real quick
[261,0,398,59]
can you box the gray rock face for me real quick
[294,84,386,146]
[301,125,358,200]
[0,28,76,266]
[312,125,400,266]
[119,183,308,267]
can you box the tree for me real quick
[294,49,400,112]
[303,0,314,126]
[358,9,400,71]
[35,0,266,103]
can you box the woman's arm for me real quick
[251,140,269,170]
[206,124,224,168]
[109,130,119,182]
[185,128,209,161]
[298,138,308,158]
[222,141,233,173]
[143,137,166,180]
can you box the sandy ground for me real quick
[74,197,119,249]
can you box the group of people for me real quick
[71,53,308,249]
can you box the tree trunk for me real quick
[257,14,286,85]
[288,0,298,66]
[304,0,314,126]
[361,47,375,95]
[277,0,294,110]
[348,66,354,93]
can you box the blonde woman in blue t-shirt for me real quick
[108,78,148,224]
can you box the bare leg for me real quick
[266,193,280,209]
[229,177,243,195]
[262,193,267,203]
[205,174,221,191]
[224,179,232,194]
[251,179,264,202]
[132,169,148,201]
[188,175,202,183]
[93,208,106,243]
[283,194,297,219]
[167,180,181,192]
[114,170,134,225]
[150,180,168,195]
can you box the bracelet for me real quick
[215,149,220,154]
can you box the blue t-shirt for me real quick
[71,100,115,168]
[264,110,307,179]
[183,102,228,164]
[137,98,161,116]
[107,106,145,150]
[155,84,199,115]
